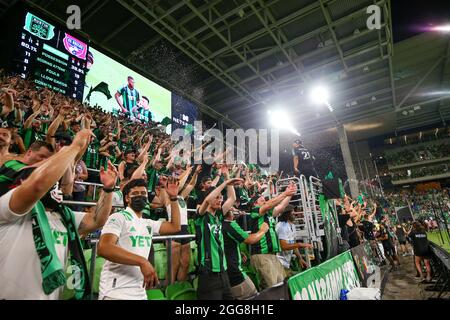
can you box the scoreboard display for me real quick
[15,12,89,100]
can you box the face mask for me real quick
[41,182,63,210]
[130,195,148,212]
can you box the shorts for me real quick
[414,250,432,259]
[250,254,286,290]
[230,275,257,300]
[399,240,406,245]
[173,225,191,245]
[383,243,396,257]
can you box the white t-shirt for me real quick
[165,196,188,226]
[0,189,85,300]
[99,207,162,300]
[276,221,296,268]
[112,190,124,209]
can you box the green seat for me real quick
[188,242,198,273]
[153,243,167,280]
[171,288,197,300]
[165,281,193,300]
[146,289,167,300]
[192,277,199,290]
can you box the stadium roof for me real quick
[2,0,450,140]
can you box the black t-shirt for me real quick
[409,230,431,256]
[347,220,360,248]
[362,220,375,240]
[337,213,350,242]
[378,228,393,247]
[292,146,316,175]
[222,220,249,287]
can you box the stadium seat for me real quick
[165,281,193,300]
[153,243,167,280]
[192,277,199,290]
[188,241,198,273]
[170,288,197,300]
[146,289,167,300]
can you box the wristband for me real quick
[170,197,178,201]
[103,187,115,193]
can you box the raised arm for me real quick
[9,129,92,215]
[181,165,201,199]
[130,153,149,181]
[118,160,126,181]
[159,177,181,234]
[137,135,152,164]
[0,88,15,116]
[259,185,295,216]
[24,109,40,129]
[177,165,193,192]
[198,178,243,215]
[46,106,67,146]
[273,184,296,217]
[78,161,118,236]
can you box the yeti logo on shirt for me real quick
[268,216,276,227]
[208,223,222,237]
[129,235,152,247]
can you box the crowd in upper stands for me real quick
[384,188,450,226]
[385,142,450,167]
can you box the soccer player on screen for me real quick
[115,76,140,115]
[132,96,152,123]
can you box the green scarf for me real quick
[31,201,91,299]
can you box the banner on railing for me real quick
[288,251,360,300]
[350,242,377,287]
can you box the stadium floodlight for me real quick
[267,109,301,136]
[310,85,334,112]
[432,24,450,32]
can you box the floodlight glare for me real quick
[269,110,290,128]
[310,86,330,105]
[432,25,450,32]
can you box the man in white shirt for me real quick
[276,205,312,276]
[0,129,117,300]
[97,176,181,300]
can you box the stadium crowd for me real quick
[0,74,315,300]
[0,73,443,300]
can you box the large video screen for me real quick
[171,93,199,133]
[15,12,88,100]
[83,47,171,123]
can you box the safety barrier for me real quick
[428,242,450,299]
[276,175,316,268]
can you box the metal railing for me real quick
[73,179,120,200]
[275,175,314,268]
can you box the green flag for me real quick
[160,117,172,126]
[85,82,112,102]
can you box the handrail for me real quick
[74,181,120,189]
[153,234,196,241]
[62,200,123,208]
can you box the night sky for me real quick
[392,0,450,42]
